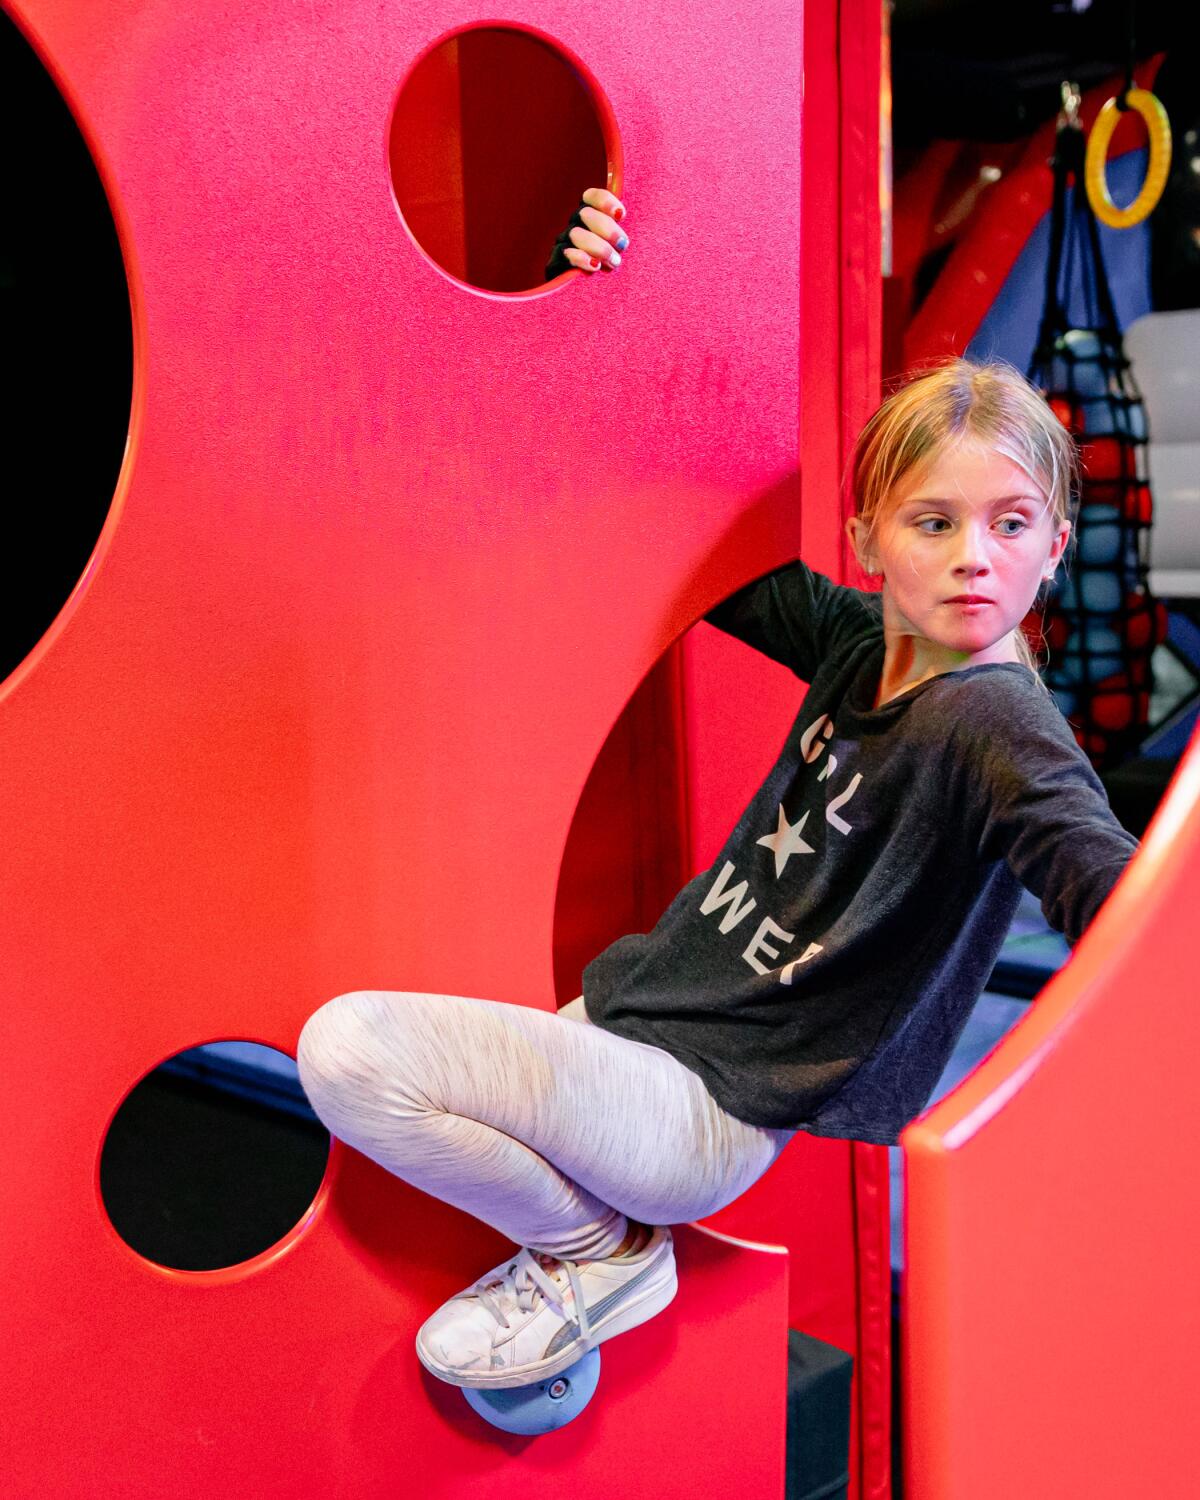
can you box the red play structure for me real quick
[1,2,1196,1497]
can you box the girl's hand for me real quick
[546,189,629,278]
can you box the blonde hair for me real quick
[848,357,1078,679]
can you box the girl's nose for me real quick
[952,526,990,574]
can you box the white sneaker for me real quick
[415,1225,677,1390]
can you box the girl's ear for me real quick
[1044,518,1071,579]
[845,514,878,574]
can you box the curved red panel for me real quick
[902,724,1200,1497]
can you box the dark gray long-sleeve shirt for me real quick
[581,561,1139,1144]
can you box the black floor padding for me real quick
[787,1327,853,1500]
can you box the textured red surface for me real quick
[1,1,886,1494]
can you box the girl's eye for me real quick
[996,517,1027,536]
[916,517,951,534]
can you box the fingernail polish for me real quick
[610,250,621,266]
[589,257,601,268]
[617,234,629,251]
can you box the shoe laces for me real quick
[472,1247,591,1345]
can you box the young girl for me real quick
[295,198,1139,1394]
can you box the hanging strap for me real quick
[1033,84,1124,366]
[1035,120,1075,357]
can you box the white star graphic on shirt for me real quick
[757,804,814,877]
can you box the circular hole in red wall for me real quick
[100,1043,329,1272]
[551,612,806,1007]
[389,25,616,293]
[2,13,132,684]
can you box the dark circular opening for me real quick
[389,25,613,293]
[1,12,133,684]
[552,617,802,1004]
[100,1042,330,1272]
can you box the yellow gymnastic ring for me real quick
[1084,88,1172,229]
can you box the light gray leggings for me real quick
[296,991,794,1263]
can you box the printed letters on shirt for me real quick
[700,712,859,984]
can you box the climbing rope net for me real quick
[1028,107,1166,770]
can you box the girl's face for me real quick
[848,440,1071,666]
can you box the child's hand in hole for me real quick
[556,188,629,274]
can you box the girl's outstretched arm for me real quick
[961,676,1139,945]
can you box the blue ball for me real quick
[1077,503,1120,525]
[462,1349,602,1435]
[1062,343,1110,405]
[1112,401,1148,442]
[1078,654,1125,681]
[1076,570,1123,613]
[1084,399,1122,435]
[1062,329,1101,361]
[1077,523,1123,566]
[1080,623,1122,656]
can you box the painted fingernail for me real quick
[614,205,624,221]
[589,257,601,268]
[610,250,621,266]
[616,234,629,251]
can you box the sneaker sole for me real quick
[416,1259,679,1391]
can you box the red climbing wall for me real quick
[0,1,886,1495]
